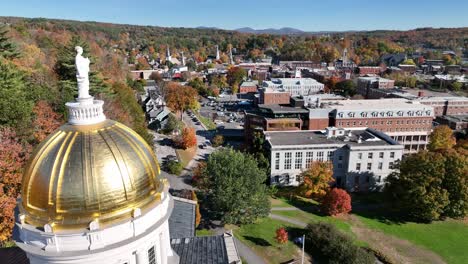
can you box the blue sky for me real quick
[1,0,467,31]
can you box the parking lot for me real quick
[199,96,253,129]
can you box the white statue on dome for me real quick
[75,46,90,98]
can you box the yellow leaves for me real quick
[299,161,335,199]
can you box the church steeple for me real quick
[166,45,172,62]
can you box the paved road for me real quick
[269,213,307,228]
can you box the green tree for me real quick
[335,80,356,97]
[0,60,33,131]
[402,59,416,65]
[227,67,246,86]
[0,26,20,59]
[428,125,456,151]
[162,113,181,134]
[385,151,449,222]
[203,148,270,224]
[451,82,463,91]
[441,149,468,218]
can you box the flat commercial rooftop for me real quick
[258,104,309,114]
[265,128,397,147]
[322,99,430,111]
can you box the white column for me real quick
[136,249,147,264]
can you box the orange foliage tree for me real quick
[275,227,288,244]
[0,127,31,241]
[164,82,198,120]
[191,191,201,228]
[179,127,197,149]
[298,161,334,199]
[32,101,62,143]
[321,188,352,216]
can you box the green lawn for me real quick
[195,112,216,130]
[273,210,352,235]
[357,216,468,264]
[196,228,216,237]
[175,146,196,168]
[233,218,303,264]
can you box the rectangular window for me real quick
[305,151,313,168]
[338,155,343,161]
[368,152,373,159]
[337,163,342,169]
[378,162,383,170]
[377,176,382,182]
[148,246,156,264]
[327,151,334,161]
[274,153,280,170]
[358,153,362,159]
[389,162,394,169]
[295,152,303,169]
[317,151,324,161]
[366,176,370,183]
[367,163,372,170]
[379,152,384,158]
[390,152,395,158]
[356,163,361,171]
[284,152,292,170]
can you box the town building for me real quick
[435,115,468,131]
[265,127,404,191]
[239,80,258,93]
[357,76,395,98]
[258,87,291,105]
[357,66,384,75]
[323,99,434,153]
[262,78,324,97]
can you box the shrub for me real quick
[275,227,288,244]
[166,160,183,175]
[305,222,374,264]
[321,188,352,216]
[191,191,202,228]
[211,134,224,147]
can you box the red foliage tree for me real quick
[179,127,197,149]
[0,127,31,241]
[275,227,288,244]
[321,188,352,216]
[32,101,62,143]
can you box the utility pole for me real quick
[301,234,305,264]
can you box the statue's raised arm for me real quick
[75,46,90,98]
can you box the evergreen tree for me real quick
[0,26,20,60]
[0,60,33,131]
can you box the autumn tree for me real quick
[441,149,468,218]
[428,125,456,151]
[226,67,246,86]
[178,127,197,149]
[298,161,334,199]
[321,188,352,216]
[0,127,31,241]
[275,227,288,244]
[191,191,202,227]
[32,101,63,143]
[192,161,208,190]
[211,134,224,147]
[136,56,151,70]
[164,82,198,120]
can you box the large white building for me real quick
[262,78,324,96]
[265,127,403,191]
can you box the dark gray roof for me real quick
[171,236,229,264]
[0,247,29,264]
[169,198,196,239]
[258,104,309,114]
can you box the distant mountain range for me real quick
[196,26,359,35]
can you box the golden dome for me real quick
[20,120,162,231]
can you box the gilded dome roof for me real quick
[20,120,162,231]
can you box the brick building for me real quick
[258,88,291,105]
[357,76,395,98]
[239,81,258,93]
[321,99,434,153]
[358,66,384,75]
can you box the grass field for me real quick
[195,228,216,237]
[357,216,468,264]
[233,218,305,264]
[195,112,216,130]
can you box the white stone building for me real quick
[262,78,324,96]
[265,127,403,191]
